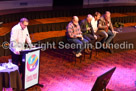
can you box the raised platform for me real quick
[0,5,135,57]
[113,27,136,53]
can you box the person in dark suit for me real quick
[80,14,97,46]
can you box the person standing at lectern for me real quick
[10,18,33,74]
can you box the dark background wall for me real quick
[0,0,53,10]
[84,0,136,5]
[0,0,135,10]
[53,0,83,6]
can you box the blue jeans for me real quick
[67,38,88,54]
[83,33,96,45]
[98,30,116,45]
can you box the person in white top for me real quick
[91,17,98,33]
[91,12,105,43]
[10,18,32,74]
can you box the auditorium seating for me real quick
[0,5,136,57]
[0,6,136,23]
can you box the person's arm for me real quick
[98,19,107,30]
[67,23,77,38]
[25,28,33,47]
[80,20,87,33]
[78,25,84,40]
[90,23,95,36]
[109,19,114,32]
[108,19,119,35]
[110,20,118,34]
[10,27,20,54]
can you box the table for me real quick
[0,64,22,91]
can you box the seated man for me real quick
[80,14,97,46]
[98,11,117,49]
[66,16,88,57]
[91,12,104,42]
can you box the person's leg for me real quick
[81,38,89,51]
[97,30,108,44]
[11,51,22,74]
[11,51,23,91]
[82,34,95,50]
[86,34,96,45]
[19,55,23,75]
[95,33,103,42]
[67,38,84,54]
[83,34,91,43]
[105,30,116,45]
[82,38,89,44]
[11,51,19,65]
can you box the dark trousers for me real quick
[11,51,25,90]
[97,30,115,44]
[95,32,105,43]
[11,51,23,74]
[83,33,96,45]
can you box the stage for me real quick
[1,49,136,91]
[0,1,136,91]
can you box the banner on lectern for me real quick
[25,50,40,89]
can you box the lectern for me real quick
[20,47,42,90]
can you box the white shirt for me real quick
[91,17,98,33]
[10,23,32,54]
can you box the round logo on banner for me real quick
[27,54,39,72]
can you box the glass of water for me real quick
[8,59,12,65]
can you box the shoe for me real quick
[106,44,111,49]
[92,46,95,50]
[76,53,82,57]
[85,49,91,54]
[109,48,114,54]
[102,43,106,48]
[87,49,92,53]
[79,53,82,56]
